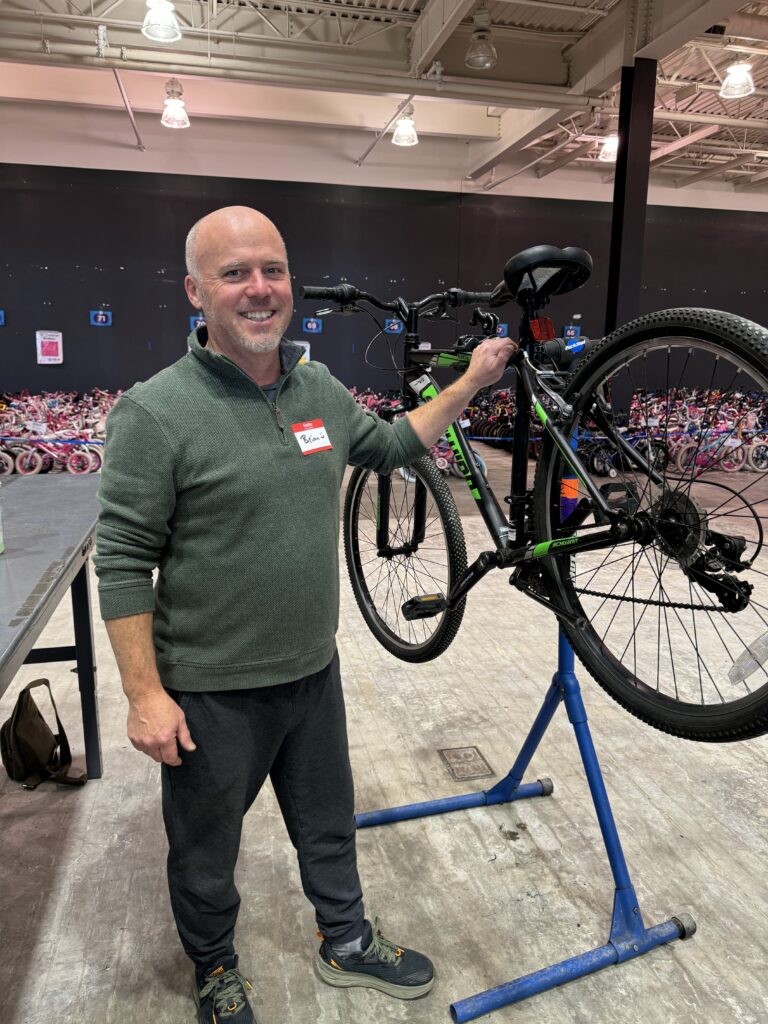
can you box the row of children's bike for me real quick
[0,388,119,475]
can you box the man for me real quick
[95,206,516,1024]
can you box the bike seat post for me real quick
[508,309,536,542]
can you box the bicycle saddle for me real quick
[489,245,593,308]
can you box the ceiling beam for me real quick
[536,138,595,177]
[634,1,746,61]
[734,168,768,191]
[674,153,754,188]
[649,124,719,161]
[409,0,475,76]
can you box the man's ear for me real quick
[184,275,202,310]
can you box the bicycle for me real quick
[302,244,768,744]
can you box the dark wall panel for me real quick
[2,163,768,395]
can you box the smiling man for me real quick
[95,206,515,1024]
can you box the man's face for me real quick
[185,224,293,356]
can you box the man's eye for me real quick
[225,269,243,278]
[266,267,285,275]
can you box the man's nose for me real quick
[244,271,271,298]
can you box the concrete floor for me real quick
[2,450,768,1024]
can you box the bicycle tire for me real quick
[0,451,14,475]
[15,449,43,475]
[533,308,768,742]
[747,441,768,472]
[343,455,467,662]
[66,449,95,475]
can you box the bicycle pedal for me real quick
[402,594,447,620]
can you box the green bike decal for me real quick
[532,536,579,558]
[436,353,472,369]
[417,381,481,500]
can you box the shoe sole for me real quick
[314,953,435,1000]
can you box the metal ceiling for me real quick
[3,0,768,190]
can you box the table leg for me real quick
[71,562,103,779]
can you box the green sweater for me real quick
[95,332,425,690]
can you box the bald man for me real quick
[95,206,515,1024]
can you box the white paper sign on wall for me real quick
[36,330,63,364]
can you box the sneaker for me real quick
[315,918,434,1000]
[193,954,256,1023]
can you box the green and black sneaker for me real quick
[194,954,256,1023]
[315,918,435,1000]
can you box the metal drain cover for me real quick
[438,746,495,781]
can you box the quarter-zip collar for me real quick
[186,327,304,383]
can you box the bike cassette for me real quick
[650,489,708,566]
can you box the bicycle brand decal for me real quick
[532,536,579,558]
[291,419,332,455]
[443,425,481,500]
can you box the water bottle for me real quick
[728,632,768,684]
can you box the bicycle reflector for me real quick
[529,316,556,341]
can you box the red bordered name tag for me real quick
[291,419,333,455]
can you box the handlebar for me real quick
[299,283,492,314]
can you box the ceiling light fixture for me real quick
[142,0,182,43]
[719,62,755,99]
[161,79,190,129]
[392,105,418,147]
[598,134,619,162]
[465,7,498,71]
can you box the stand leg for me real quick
[448,631,696,1022]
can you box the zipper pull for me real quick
[273,403,286,435]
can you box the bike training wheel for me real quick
[534,308,768,742]
[344,455,467,662]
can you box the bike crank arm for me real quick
[401,547,524,620]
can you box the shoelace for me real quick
[199,967,252,1015]
[365,918,403,964]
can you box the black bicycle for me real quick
[302,245,768,743]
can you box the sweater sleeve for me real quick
[94,395,177,621]
[333,377,427,473]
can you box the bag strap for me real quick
[21,679,87,787]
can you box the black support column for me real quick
[605,57,657,335]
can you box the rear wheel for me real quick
[0,451,14,475]
[344,456,467,662]
[534,308,768,741]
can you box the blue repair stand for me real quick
[355,629,696,1021]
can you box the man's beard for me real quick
[233,330,282,354]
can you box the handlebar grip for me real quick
[446,288,493,307]
[300,283,360,304]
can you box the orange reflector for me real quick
[560,478,578,500]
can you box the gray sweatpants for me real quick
[161,652,365,969]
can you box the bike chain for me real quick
[573,586,730,613]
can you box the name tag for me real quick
[292,419,333,455]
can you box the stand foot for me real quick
[449,915,695,1023]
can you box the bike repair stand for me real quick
[355,630,696,1021]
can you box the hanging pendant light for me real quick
[598,134,619,162]
[161,79,190,129]
[465,7,498,70]
[719,62,755,99]
[142,0,182,43]
[392,105,418,147]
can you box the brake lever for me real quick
[315,305,361,317]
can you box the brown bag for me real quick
[0,679,87,789]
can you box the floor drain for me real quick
[438,746,495,781]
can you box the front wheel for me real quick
[343,456,467,662]
[534,308,768,742]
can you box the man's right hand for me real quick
[127,689,197,766]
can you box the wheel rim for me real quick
[543,329,768,720]
[347,466,455,653]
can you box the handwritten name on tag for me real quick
[292,419,333,455]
